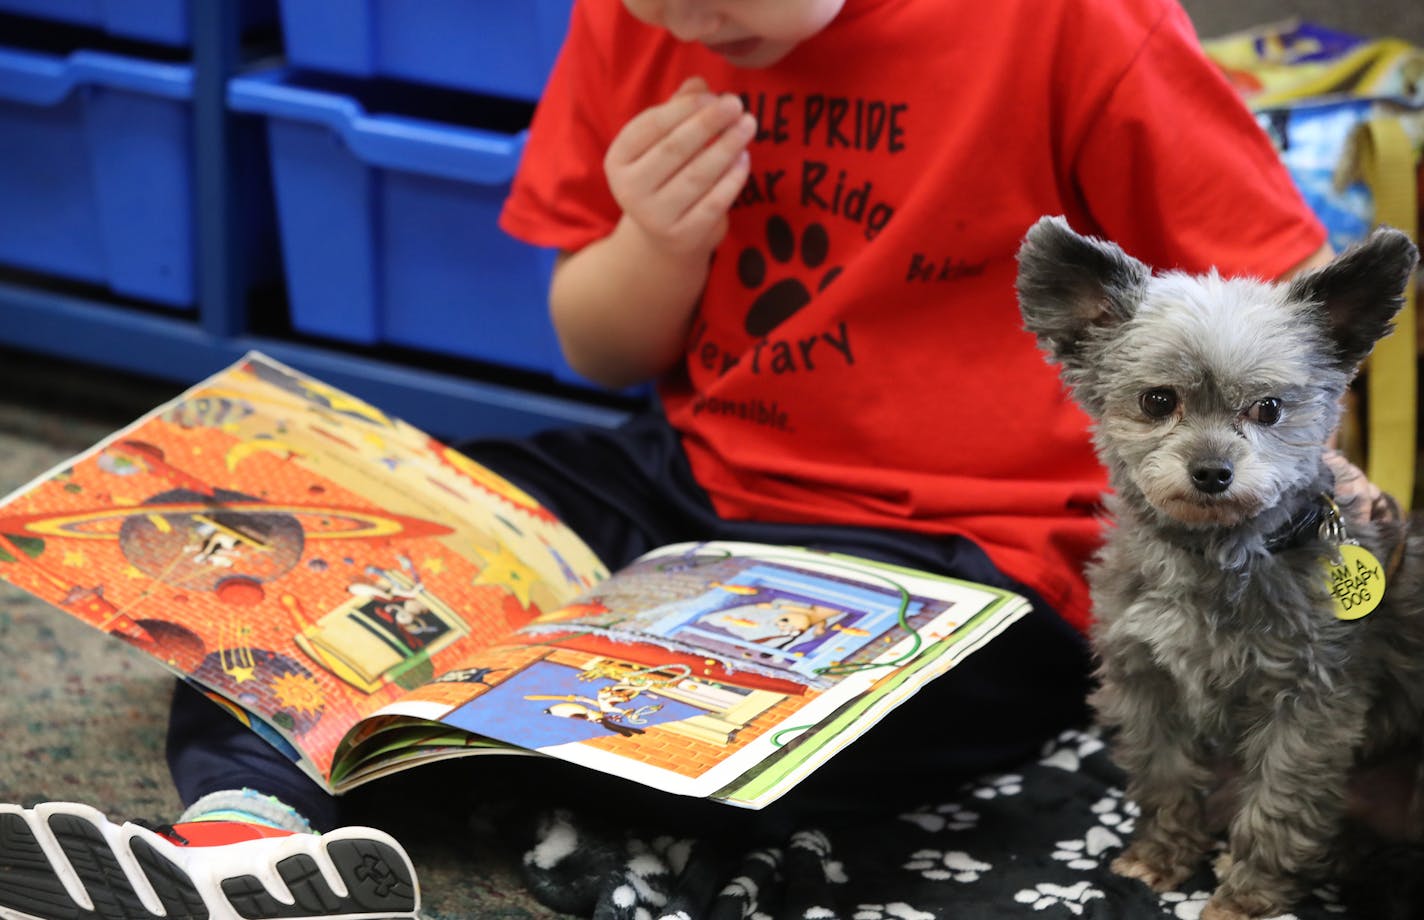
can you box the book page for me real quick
[365,541,1029,807]
[0,352,607,786]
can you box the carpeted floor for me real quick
[6,349,1418,920]
[0,348,568,920]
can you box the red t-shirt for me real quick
[500,0,1326,631]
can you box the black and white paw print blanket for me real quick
[511,729,1358,919]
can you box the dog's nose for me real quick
[1190,460,1234,494]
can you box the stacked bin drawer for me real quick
[0,4,279,309]
[278,0,572,103]
[0,0,276,48]
[233,2,591,385]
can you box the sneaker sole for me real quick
[0,803,419,920]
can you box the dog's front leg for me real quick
[1094,659,1216,891]
[1205,690,1365,920]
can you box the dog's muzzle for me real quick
[1190,459,1234,495]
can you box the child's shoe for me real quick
[0,802,419,920]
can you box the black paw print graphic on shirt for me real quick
[738,216,842,337]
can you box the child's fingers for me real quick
[655,112,756,221]
[674,75,710,97]
[671,149,751,244]
[628,95,745,193]
[1324,448,1384,529]
[604,78,750,252]
[607,91,719,168]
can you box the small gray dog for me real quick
[1016,216,1422,920]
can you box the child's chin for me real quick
[716,39,796,68]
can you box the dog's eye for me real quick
[1139,388,1178,419]
[1247,397,1283,425]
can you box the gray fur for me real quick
[1016,216,1423,919]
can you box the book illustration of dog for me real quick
[1016,215,1422,920]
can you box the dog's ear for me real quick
[1286,227,1419,370]
[1016,216,1151,369]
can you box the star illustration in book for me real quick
[272,670,325,714]
[193,646,326,734]
[470,542,537,609]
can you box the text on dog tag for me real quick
[1323,543,1386,620]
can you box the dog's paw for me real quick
[1201,890,1283,920]
[1212,851,1233,879]
[1200,898,1252,920]
[1110,851,1194,892]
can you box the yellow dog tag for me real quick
[1324,544,1386,620]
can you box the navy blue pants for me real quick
[167,413,1092,829]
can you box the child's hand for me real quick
[604,76,756,258]
[1323,448,1396,531]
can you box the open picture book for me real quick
[0,353,1029,809]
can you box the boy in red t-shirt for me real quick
[497,0,1337,637]
[10,2,1385,918]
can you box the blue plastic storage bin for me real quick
[278,0,573,102]
[227,68,576,382]
[0,0,276,47]
[0,44,248,308]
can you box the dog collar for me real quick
[1261,496,1332,554]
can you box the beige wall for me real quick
[1181,0,1424,45]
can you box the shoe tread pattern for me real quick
[0,812,207,920]
[219,839,415,919]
